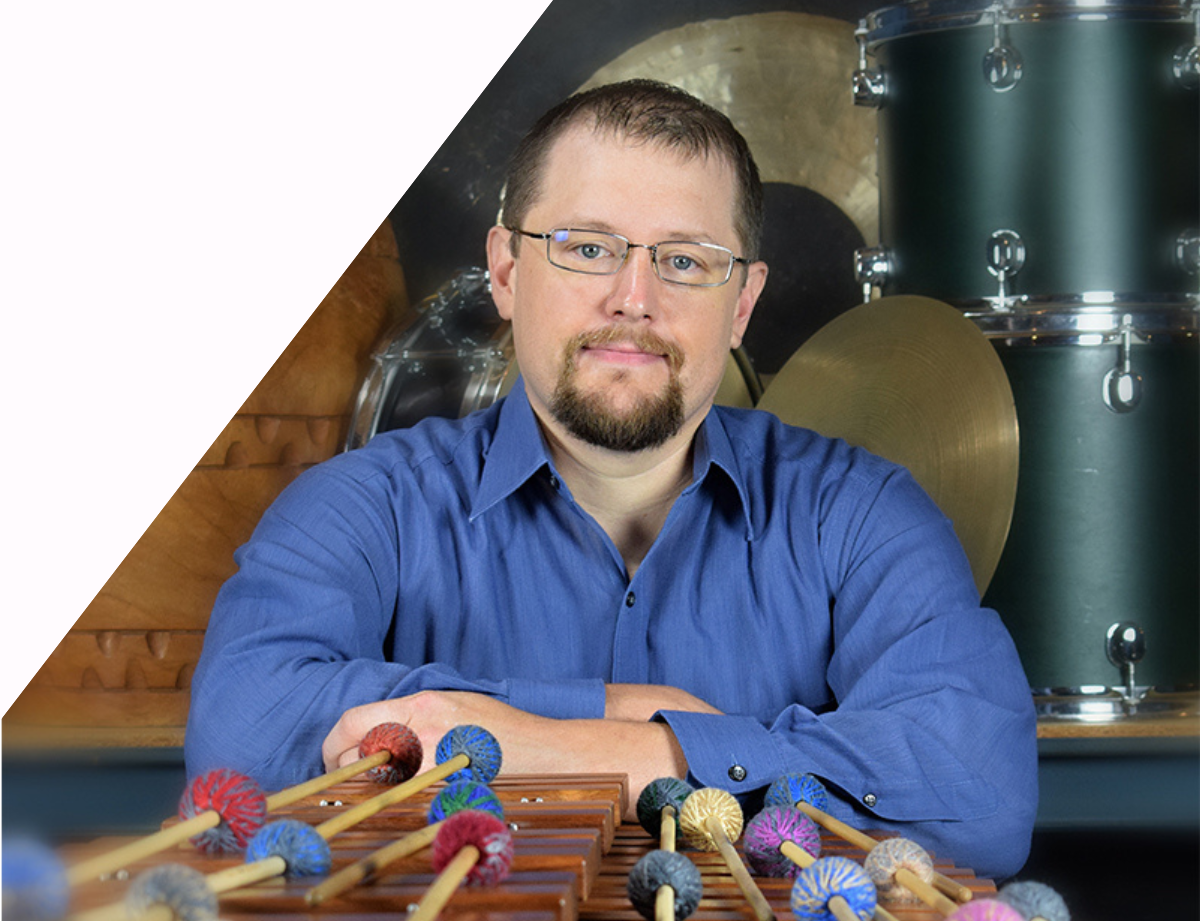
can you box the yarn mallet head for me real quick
[997,880,1071,921]
[766,772,830,811]
[946,899,1027,921]
[2,838,69,921]
[678,787,744,851]
[435,724,503,784]
[743,805,822,878]
[125,864,219,921]
[427,780,504,823]
[431,809,515,887]
[636,777,694,840]
[627,849,703,921]
[178,768,268,854]
[790,855,877,921]
[357,721,423,785]
[245,819,333,878]
[863,836,935,902]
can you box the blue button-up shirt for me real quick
[186,384,1036,879]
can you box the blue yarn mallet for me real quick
[627,849,703,921]
[435,725,503,784]
[245,819,333,878]
[997,880,1071,921]
[305,781,505,907]
[427,780,504,823]
[742,805,822,879]
[766,773,829,812]
[636,777,694,844]
[2,838,69,921]
[790,856,877,921]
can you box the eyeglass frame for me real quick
[507,227,752,288]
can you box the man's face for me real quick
[488,124,767,453]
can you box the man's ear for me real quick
[487,226,517,321]
[730,260,768,349]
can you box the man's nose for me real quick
[606,245,660,319]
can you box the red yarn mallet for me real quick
[356,722,423,785]
[409,810,514,921]
[65,769,268,886]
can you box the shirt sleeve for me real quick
[658,468,1038,882]
[184,458,606,790]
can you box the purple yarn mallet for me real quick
[743,806,822,879]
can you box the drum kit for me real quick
[352,1,1199,723]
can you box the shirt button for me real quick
[728,764,747,782]
[625,591,636,607]
[862,792,878,808]
[547,473,559,489]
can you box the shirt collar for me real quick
[470,382,554,521]
[686,407,756,540]
[471,383,755,539]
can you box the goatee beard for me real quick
[550,327,685,452]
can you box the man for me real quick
[186,80,1037,879]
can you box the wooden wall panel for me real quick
[4,219,409,748]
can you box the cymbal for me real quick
[577,11,878,245]
[757,296,1019,595]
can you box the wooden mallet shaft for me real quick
[703,815,775,921]
[407,843,480,921]
[794,802,972,903]
[305,822,441,906]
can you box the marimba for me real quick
[62,774,996,920]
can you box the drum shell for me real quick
[981,334,1199,692]
[872,13,1199,302]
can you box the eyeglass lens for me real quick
[546,229,732,286]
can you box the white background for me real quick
[0,1,552,715]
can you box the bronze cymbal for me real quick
[756,296,1019,595]
[577,11,878,245]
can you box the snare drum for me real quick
[856,1,1200,714]
[347,268,762,450]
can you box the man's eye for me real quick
[577,243,606,260]
[669,254,698,272]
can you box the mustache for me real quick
[563,327,684,373]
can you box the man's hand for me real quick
[321,689,692,820]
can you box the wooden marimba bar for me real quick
[63,774,995,920]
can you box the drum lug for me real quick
[985,229,1025,308]
[1102,317,1144,413]
[852,21,887,108]
[1106,621,1147,706]
[853,246,893,302]
[1176,43,1199,88]
[982,6,1023,93]
[1177,229,1200,277]
[1175,4,1199,89]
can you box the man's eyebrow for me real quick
[551,219,723,244]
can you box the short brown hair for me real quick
[500,79,764,261]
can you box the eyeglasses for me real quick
[509,227,750,288]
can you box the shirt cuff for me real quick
[505,677,607,719]
[655,711,788,794]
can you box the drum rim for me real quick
[863,0,1197,46]
[959,295,1199,341]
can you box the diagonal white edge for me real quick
[0,1,554,718]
